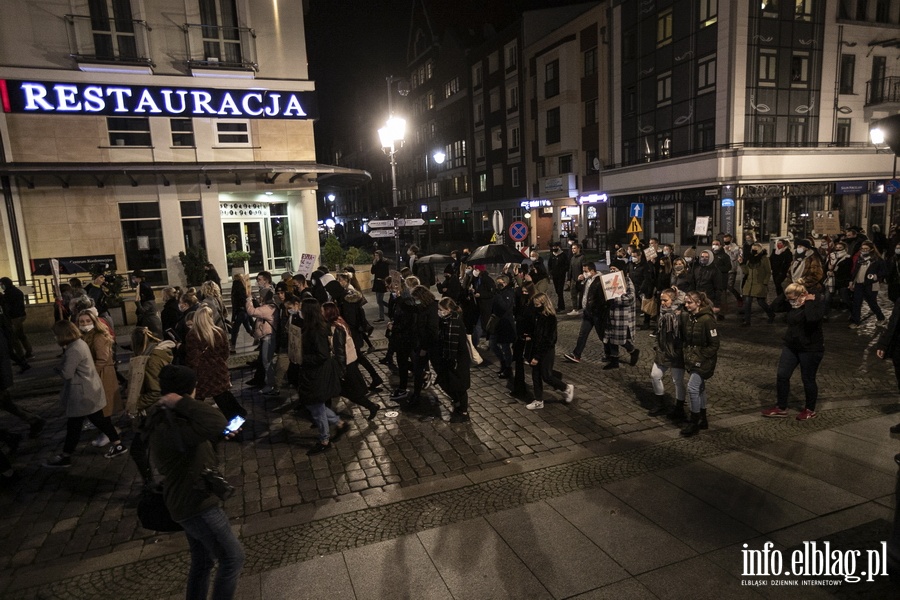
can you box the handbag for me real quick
[137,483,182,532]
[466,334,484,365]
[485,314,499,335]
[641,296,659,317]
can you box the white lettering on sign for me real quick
[520,199,551,209]
[4,81,315,120]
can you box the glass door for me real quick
[223,220,268,273]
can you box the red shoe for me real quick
[795,408,817,421]
[761,406,788,418]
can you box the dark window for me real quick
[857,0,868,20]
[876,0,890,21]
[584,47,597,77]
[107,116,150,146]
[762,0,779,17]
[756,117,776,146]
[119,202,167,284]
[180,201,206,249]
[623,31,636,62]
[839,54,855,94]
[791,52,809,86]
[585,98,598,125]
[624,87,636,115]
[545,60,560,98]
[558,154,572,173]
[171,118,195,147]
[199,0,241,65]
[586,149,599,172]
[119,202,160,219]
[546,108,561,144]
[696,120,715,151]
[836,119,851,146]
[87,0,137,60]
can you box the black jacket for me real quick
[548,251,570,280]
[773,293,825,353]
[527,312,558,361]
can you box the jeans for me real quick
[603,340,635,365]
[742,295,774,323]
[531,350,565,401]
[686,372,707,413]
[308,402,339,443]
[650,362,685,401]
[229,309,253,346]
[490,336,512,368]
[552,277,566,311]
[258,335,276,390]
[851,285,885,324]
[573,315,603,358]
[375,292,387,320]
[179,506,245,600]
[776,347,823,410]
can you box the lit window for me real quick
[795,0,813,20]
[699,0,718,26]
[478,173,487,192]
[759,50,777,86]
[472,64,483,88]
[791,52,809,86]
[762,0,778,17]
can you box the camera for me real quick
[200,468,235,500]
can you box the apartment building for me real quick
[0,0,364,288]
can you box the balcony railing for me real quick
[183,23,257,71]
[65,14,153,66]
[866,76,900,106]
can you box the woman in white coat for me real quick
[44,321,128,468]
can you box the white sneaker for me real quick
[91,433,110,448]
[526,400,544,410]
[567,309,582,316]
[564,384,575,404]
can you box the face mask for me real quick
[699,258,710,266]
[789,299,802,309]
[895,248,900,255]
[465,268,473,275]
[796,248,806,256]
[674,264,684,273]
[861,250,870,257]
[472,270,480,277]
[288,308,299,316]
[79,324,94,333]
[438,309,450,318]
[0,285,4,292]
[712,245,721,251]
[662,250,670,256]
[751,250,760,256]
[684,256,693,263]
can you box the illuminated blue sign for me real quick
[0,80,317,119]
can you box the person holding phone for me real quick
[145,364,244,600]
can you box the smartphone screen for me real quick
[222,415,245,436]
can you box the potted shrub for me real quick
[226,251,251,274]
[344,247,373,291]
[321,235,345,271]
[178,246,209,286]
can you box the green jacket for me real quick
[680,306,720,379]
[146,396,226,522]
[740,253,771,299]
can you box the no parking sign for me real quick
[508,221,529,242]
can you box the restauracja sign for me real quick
[0,80,317,119]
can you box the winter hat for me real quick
[159,364,197,396]
[609,259,628,272]
[795,238,814,251]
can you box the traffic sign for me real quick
[398,218,425,226]
[368,219,395,229]
[626,216,643,234]
[369,229,395,238]
[886,180,900,194]
[630,203,644,218]
[508,221,529,242]
[630,234,641,247]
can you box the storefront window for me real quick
[181,200,206,250]
[831,194,862,229]
[269,203,292,271]
[648,204,676,245]
[743,196,782,242]
[680,199,714,246]
[788,196,824,240]
[119,202,167,285]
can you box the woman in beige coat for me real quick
[76,310,122,447]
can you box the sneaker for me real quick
[91,433,110,448]
[368,405,380,421]
[648,332,657,338]
[389,388,408,401]
[105,443,128,459]
[449,412,470,423]
[761,407,788,418]
[307,442,332,456]
[82,421,97,431]
[567,309,582,316]
[525,400,544,410]
[629,348,641,366]
[563,353,581,363]
[563,384,575,404]
[331,422,351,442]
[44,454,72,468]
[260,388,280,396]
[795,408,817,421]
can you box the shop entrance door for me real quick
[223,221,266,274]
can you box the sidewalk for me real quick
[1,293,899,598]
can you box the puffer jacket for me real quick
[246,298,276,339]
[680,306,719,379]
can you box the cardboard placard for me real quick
[694,216,710,236]
[600,271,627,300]
[288,322,303,365]
[297,253,317,277]
[643,246,658,262]
[812,211,841,236]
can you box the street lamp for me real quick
[870,114,900,178]
[422,149,446,250]
[327,193,335,218]
[379,115,406,261]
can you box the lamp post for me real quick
[870,114,900,179]
[379,75,408,262]
[423,150,446,251]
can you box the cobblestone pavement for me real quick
[0,293,897,596]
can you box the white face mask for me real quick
[472,269,481,277]
[789,298,802,309]
[79,324,94,333]
[895,248,900,256]
[438,309,450,318]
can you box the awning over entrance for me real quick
[0,161,371,189]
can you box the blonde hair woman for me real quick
[525,293,574,410]
[185,306,245,420]
[200,280,227,329]
[74,310,122,447]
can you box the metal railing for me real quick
[867,76,900,106]
[182,23,257,71]
[64,14,153,66]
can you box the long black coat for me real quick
[490,286,517,344]
[435,313,470,393]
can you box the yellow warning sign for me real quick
[630,234,641,247]
[626,216,643,234]
[490,232,498,242]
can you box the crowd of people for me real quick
[0,223,899,597]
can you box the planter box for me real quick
[351,265,372,292]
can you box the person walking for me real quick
[0,325,44,437]
[44,321,128,467]
[761,283,825,421]
[824,241,853,318]
[692,251,724,318]
[75,310,123,447]
[371,250,391,322]
[770,239,793,297]
[245,288,278,392]
[563,261,607,364]
[144,364,245,600]
[679,291,720,437]
[0,277,33,361]
[228,274,253,350]
[435,298,472,422]
[508,282,537,401]
[737,243,776,326]
[567,243,587,315]
[323,302,381,421]
[489,275,516,379]
[603,260,641,369]
[647,288,686,417]
[548,243,570,312]
[298,298,350,455]
[849,240,886,328]
[524,293,574,410]
[185,306,245,420]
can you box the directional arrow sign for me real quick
[368,219,396,229]
[398,218,425,227]
[626,216,643,234]
[369,229,395,238]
